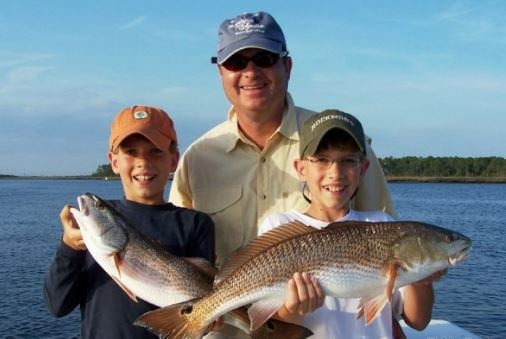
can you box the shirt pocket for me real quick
[193,185,243,266]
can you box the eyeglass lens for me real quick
[307,157,361,170]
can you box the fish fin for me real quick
[356,264,398,326]
[386,263,398,300]
[113,253,122,278]
[223,309,251,334]
[357,294,389,326]
[247,298,285,331]
[135,299,203,339]
[183,257,218,278]
[216,221,315,286]
[252,319,314,339]
[111,276,138,303]
[227,307,313,338]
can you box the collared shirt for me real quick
[169,93,395,267]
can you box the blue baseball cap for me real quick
[213,11,287,64]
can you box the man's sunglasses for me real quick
[211,51,288,72]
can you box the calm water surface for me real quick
[0,180,504,338]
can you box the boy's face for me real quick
[294,148,369,220]
[108,134,178,205]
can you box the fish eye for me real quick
[445,234,454,243]
[266,320,276,332]
[94,200,104,209]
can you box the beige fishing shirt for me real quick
[169,93,396,268]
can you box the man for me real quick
[170,10,395,267]
[169,10,397,338]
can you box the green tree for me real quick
[91,164,116,177]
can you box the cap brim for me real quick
[217,38,284,64]
[303,126,365,157]
[111,128,172,152]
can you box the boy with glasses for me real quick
[259,109,438,339]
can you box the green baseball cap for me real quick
[300,109,366,157]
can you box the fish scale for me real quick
[71,193,315,338]
[182,224,392,325]
[135,219,471,339]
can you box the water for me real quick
[0,180,504,338]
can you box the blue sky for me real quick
[1,1,505,176]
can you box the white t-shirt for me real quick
[258,209,404,339]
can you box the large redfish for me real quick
[135,220,471,339]
[70,193,312,338]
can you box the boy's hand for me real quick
[61,205,86,251]
[283,272,325,315]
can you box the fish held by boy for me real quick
[70,192,313,339]
[70,192,215,306]
[135,220,471,339]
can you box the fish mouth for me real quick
[77,195,90,216]
[449,244,471,266]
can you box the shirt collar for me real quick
[224,92,299,152]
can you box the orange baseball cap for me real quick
[109,105,177,152]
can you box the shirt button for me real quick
[282,192,289,198]
[262,194,267,200]
[260,157,266,163]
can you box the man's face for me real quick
[218,48,292,117]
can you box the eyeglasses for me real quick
[305,156,362,171]
[211,51,288,72]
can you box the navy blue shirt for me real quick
[43,199,214,339]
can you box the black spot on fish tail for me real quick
[181,304,193,314]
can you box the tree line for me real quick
[379,156,506,177]
[91,156,506,178]
[92,164,116,177]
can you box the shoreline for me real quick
[386,176,506,183]
[1,175,505,183]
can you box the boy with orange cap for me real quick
[43,106,215,339]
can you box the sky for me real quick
[1,1,505,176]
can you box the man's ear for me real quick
[108,152,121,175]
[293,158,307,181]
[283,56,292,81]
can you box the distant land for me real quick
[2,156,505,183]
[2,175,505,183]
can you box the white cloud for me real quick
[432,1,506,44]
[0,53,55,68]
[7,66,54,82]
[119,16,147,31]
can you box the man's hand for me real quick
[60,205,86,251]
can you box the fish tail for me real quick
[134,299,205,339]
